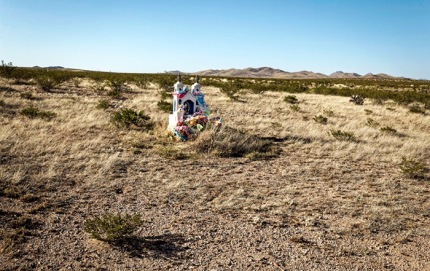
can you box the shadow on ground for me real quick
[111,233,190,261]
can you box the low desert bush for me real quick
[157,100,172,113]
[284,95,299,104]
[0,100,5,107]
[35,72,69,91]
[313,115,328,124]
[400,157,427,179]
[329,129,356,142]
[84,213,143,242]
[96,99,110,109]
[193,126,280,159]
[111,108,154,130]
[364,109,373,115]
[21,106,56,120]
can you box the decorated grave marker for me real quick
[168,75,221,140]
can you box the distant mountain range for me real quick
[166,67,406,80]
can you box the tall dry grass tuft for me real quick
[193,126,280,159]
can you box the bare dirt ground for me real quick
[1,78,430,270]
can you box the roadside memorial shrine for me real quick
[168,75,222,140]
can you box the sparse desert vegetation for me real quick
[1,67,430,270]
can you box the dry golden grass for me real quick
[1,77,429,270]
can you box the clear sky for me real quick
[1,0,429,79]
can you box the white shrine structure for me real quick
[168,75,209,131]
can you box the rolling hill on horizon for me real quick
[166,67,411,80]
[196,67,410,79]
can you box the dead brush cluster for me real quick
[192,126,281,159]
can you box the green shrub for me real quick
[21,106,56,120]
[313,115,328,124]
[97,99,110,109]
[284,95,299,104]
[409,105,425,114]
[400,157,427,179]
[84,213,143,242]
[35,74,67,91]
[20,92,34,100]
[386,107,395,111]
[111,108,153,130]
[364,109,373,115]
[0,100,5,107]
[157,100,172,113]
[329,129,356,142]
[380,126,397,134]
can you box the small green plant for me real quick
[96,99,110,109]
[157,100,172,113]
[364,109,373,115]
[323,109,334,117]
[380,126,397,135]
[111,108,154,130]
[400,157,427,179]
[290,104,300,112]
[313,115,328,124]
[20,92,34,100]
[84,213,143,242]
[409,105,425,114]
[21,106,56,120]
[329,129,356,142]
[284,95,299,104]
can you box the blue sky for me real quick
[1,0,429,79]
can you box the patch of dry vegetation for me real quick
[1,75,429,270]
